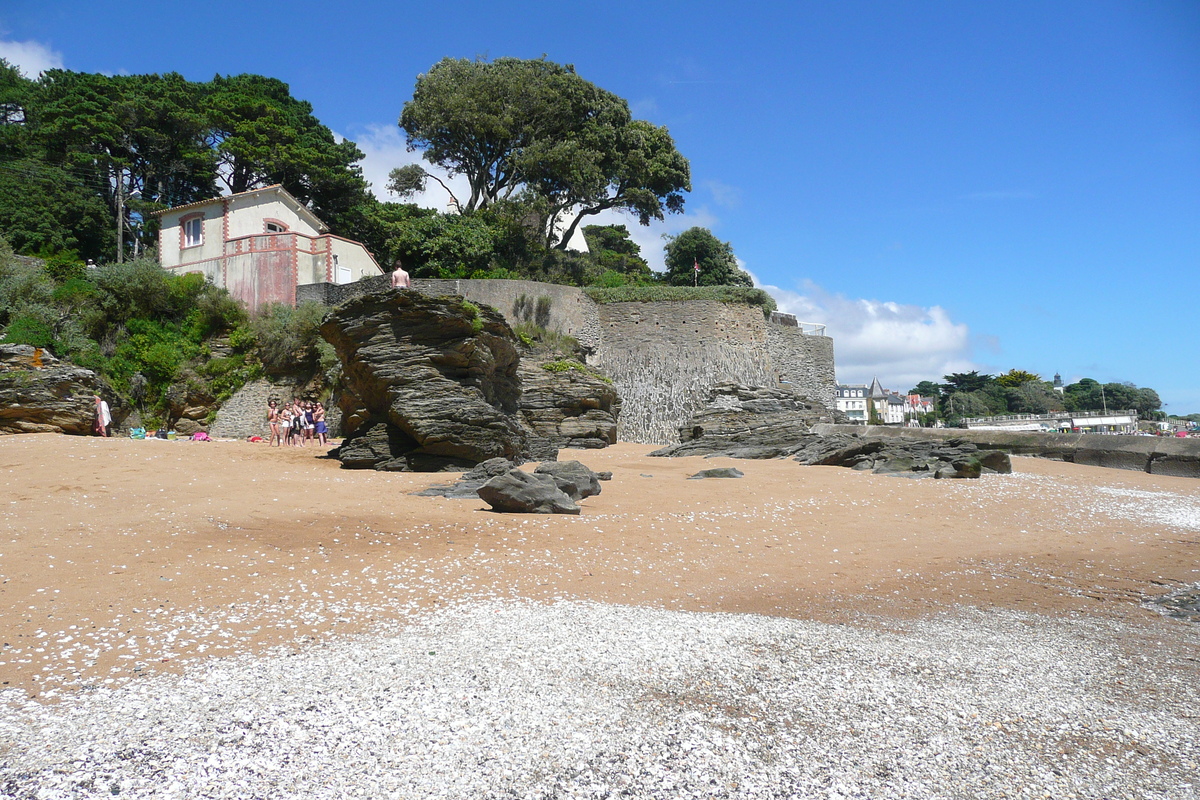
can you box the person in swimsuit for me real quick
[304,402,316,444]
[293,399,307,447]
[314,402,328,445]
[267,400,281,446]
[279,406,292,446]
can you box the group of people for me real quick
[267,398,327,447]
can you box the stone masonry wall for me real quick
[209,378,343,441]
[410,279,601,354]
[768,325,836,410]
[592,300,777,444]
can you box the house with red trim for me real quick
[156,185,382,308]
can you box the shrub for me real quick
[248,302,329,375]
[540,358,612,384]
[2,315,56,349]
[512,321,580,357]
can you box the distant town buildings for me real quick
[836,377,935,426]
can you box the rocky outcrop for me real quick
[321,290,553,471]
[477,470,581,514]
[649,383,843,459]
[164,380,216,435]
[0,345,120,435]
[517,357,619,449]
[791,433,1011,478]
[811,424,1200,479]
[532,460,604,500]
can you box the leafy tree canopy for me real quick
[1,68,368,262]
[398,57,689,248]
[582,224,651,281]
[995,368,1041,388]
[662,227,752,287]
[942,370,995,394]
[909,380,942,397]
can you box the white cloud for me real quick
[0,39,64,77]
[350,124,471,212]
[704,179,742,209]
[752,276,978,391]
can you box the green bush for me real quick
[512,321,580,357]
[41,250,86,284]
[2,315,56,348]
[592,269,628,288]
[248,301,330,375]
[540,358,612,384]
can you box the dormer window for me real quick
[182,215,203,248]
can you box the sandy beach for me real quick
[1,434,1198,797]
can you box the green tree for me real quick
[1006,381,1065,414]
[995,368,1041,388]
[204,74,369,221]
[942,370,995,394]
[908,380,943,398]
[398,57,689,247]
[387,211,503,278]
[944,391,992,419]
[662,227,752,287]
[582,224,651,282]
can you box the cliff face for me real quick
[0,345,119,435]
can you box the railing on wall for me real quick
[768,311,826,336]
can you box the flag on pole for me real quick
[693,259,700,272]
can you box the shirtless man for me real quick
[390,259,411,289]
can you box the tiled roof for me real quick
[152,185,328,232]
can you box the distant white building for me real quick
[156,185,383,309]
[837,377,920,425]
[834,384,869,423]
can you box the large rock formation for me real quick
[0,345,119,435]
[791,433,1012,478]
[649,383,842,459]
[321,291,552,471]
[517,356,619,449]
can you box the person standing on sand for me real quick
[304,401,316,444]
[313,402,328,446]
[292,399,307,447]
[93,395,111,437]
[279,405,292,447]
[390,259,411,290]
[267,400,281,447]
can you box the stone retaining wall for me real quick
[208,378,328,440]
[592,300,776,444]
[811,424,1200,478]
[768,325,836,410]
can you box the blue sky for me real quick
[3,1,1198,413]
